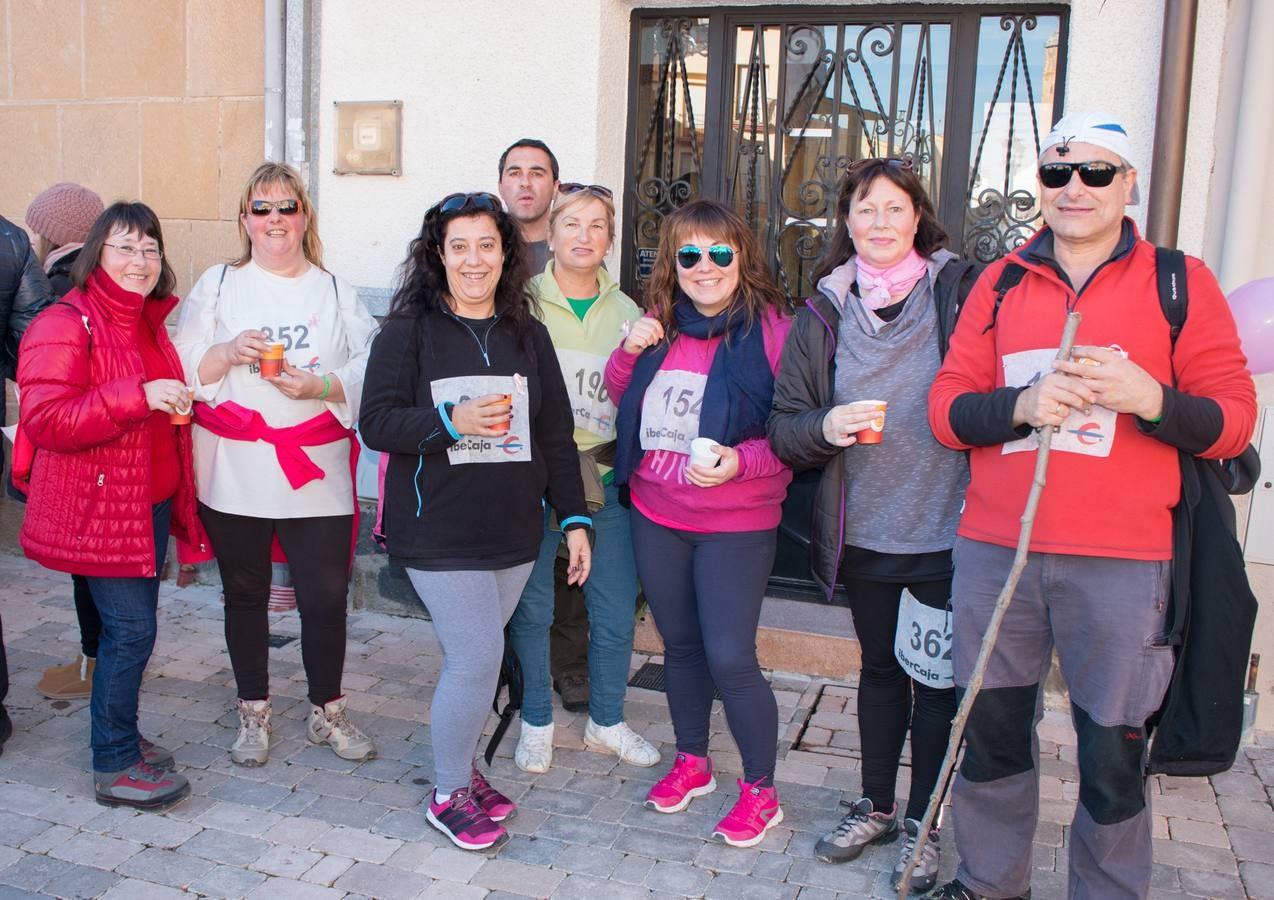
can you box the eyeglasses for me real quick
[559,183,614,199]
[676,244,736,269]
[104,243,163,260]
[430,192,501,218]
[1037,161,1127,190]
[248,199,301,216]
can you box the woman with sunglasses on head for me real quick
[360,191,591,851]
[17,202,201,810]
[605,199,792,848]
[173,162,377,769]
[507,183,658,774]
[767,157,979,892]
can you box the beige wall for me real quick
[0,0,265,297]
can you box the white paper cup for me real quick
[689,437,721,469]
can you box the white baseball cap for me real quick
[1039,112,1139,204]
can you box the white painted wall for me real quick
[316,0,1241,287]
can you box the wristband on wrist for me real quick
[319,374,331,400]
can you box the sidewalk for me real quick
[0,547,1271,899]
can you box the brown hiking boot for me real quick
[553,670,589,712]
[37,654,95,699]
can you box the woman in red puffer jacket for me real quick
[17,201,203,812]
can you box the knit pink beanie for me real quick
[25,182,104,247]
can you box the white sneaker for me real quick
[515,721,554,773]
[307,696,376,761]
[583,718,660,767]
[231,698,271,767]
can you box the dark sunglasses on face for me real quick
[676,244,736,269]
[1038,161,1126,190]
[431,192,501,217]
[248,199,301,216]
[559,183,614,199]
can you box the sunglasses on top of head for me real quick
[676,244,736,269]
[558,183,614,199]
[1037,161,1127,190]
[431,192,501,218]
[248,199,301,216]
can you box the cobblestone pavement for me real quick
[0,550,1271,899]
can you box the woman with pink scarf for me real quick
[767,158,980,892]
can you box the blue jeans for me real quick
[87,499,171,772]
[509,483,638,727]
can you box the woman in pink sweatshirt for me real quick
[606,200,791,848]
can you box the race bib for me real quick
[557,348,616,439]
[1001,347,1119,458]
[893,589,954,689]
[431,373,532,465]
[639,369,707,455]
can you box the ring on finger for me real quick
[1054,402,1064,415]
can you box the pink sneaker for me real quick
[425,787,508,851]
[469,767,516,822]
[712,777,784,848]
[644,752,717,813]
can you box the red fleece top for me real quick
[928,232,1255,559]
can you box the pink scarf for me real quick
[855,249,928,310]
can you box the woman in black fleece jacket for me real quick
[360,192,590,852]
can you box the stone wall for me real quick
[0,0,265,298]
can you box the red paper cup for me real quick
[259,342,285,378]
[852,400,888,445]
[491,394,512,435]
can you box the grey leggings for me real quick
[406,563,533,795]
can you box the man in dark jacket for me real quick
[0,213,55,754]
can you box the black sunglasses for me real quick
[429,192,502,218]
[248,199,300,216]
[676,244,736,269]
[559,183,614,199]
[1038,161,1126,190]
[846,156,914,175]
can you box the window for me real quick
[624,7,1068,303]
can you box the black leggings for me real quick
[72,575,102,658]
[199,503,354,707]
[841,573,956,821]
[631,509,779,784]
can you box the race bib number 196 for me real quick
[556,348,616,439]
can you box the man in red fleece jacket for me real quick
[926,112,1256,900]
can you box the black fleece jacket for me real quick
[359,304,588,571]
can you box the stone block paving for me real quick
[0,550,1271,898]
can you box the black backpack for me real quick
[993,248,1259,776]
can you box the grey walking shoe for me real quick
[891,817,940,894]
[94,760,190,811]
[814,796,898,863]
[307,695,375,761]
[139,737,175,771]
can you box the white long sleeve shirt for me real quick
[173,261,376,518]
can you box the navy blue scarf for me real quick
[614,290,775,485]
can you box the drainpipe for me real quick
[1145,0,1198,248]
[264,0,286,161]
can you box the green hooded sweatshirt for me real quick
[531,260,642,469]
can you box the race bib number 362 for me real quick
[893,589,954,689]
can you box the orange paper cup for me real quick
[491,394,513,435]
[169,407,192,425]
[852,400,888,445]
[259,342,285,378]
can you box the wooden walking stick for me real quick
[896,311,1082,898]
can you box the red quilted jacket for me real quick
[16,268,206,577]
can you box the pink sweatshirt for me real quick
[605,309,792,533]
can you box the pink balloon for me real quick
[1228,278,1274,376]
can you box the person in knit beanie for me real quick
[25,182,104,298]
[24,182,104,701]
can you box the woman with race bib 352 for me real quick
[606,200,791,849]
[359,192,591,852]
[507,184,658,774]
